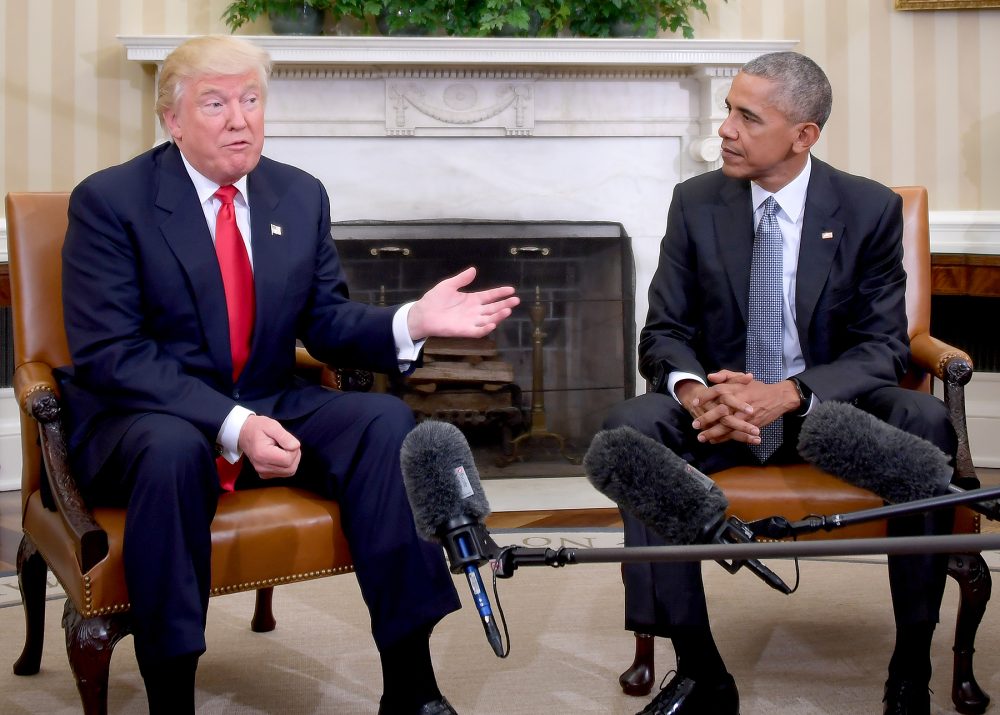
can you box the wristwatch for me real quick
[789,376,811,416]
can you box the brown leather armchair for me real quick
[7,192,361,714]
[618,187,992,715]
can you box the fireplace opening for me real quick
[331,220,635,479]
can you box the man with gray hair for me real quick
[604,52,953,715]
[60,34,519,714]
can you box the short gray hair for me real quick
[741,51,833,129]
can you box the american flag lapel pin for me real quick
[821,230,834,240]
[270,223,283,236]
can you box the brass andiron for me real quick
[503,286,578,465]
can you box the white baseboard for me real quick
[0,388,21,491]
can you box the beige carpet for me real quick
[1,530,999,715]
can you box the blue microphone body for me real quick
[401,421,505,657]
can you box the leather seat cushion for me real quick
[24,486,354,617]
[713,463,977,541]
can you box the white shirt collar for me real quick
[177,148,250,208]
[750,154,811,223]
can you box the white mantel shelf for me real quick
[119,35,797,69]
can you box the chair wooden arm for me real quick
[13,362,109,573]
[295,346,375,392]
[910,332,973,385]
[909,333,977,481]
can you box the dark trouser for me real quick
[605,387,957,637]
[82,391,460,669]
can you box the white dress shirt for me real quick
[667,155,815,412]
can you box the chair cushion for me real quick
[24,486,354,617]
[712,463,978,541]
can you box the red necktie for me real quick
[214,185,255,491]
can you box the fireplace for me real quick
[332,220,634,477]
[110,36,795,497]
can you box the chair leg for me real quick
[947,553,992,715]
[13,534,48,675]
[251,587,276,633]
[620,632,655,696]
[62,599,131,715]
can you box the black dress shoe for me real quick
[883,678,930,715]
[636,671,739,715]
[379,696,458,715]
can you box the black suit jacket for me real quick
[638,157,909,403]
[59,142,403,483]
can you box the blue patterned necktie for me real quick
[746,195,784,462]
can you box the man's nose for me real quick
[718,116,736,139]
[226,100,248,129]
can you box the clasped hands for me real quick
[238,266,519,479]
[676,369,801,446]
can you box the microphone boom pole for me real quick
[749,484,1000,540]
[493,532,1000,577]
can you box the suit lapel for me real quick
[714,180,755,325]
[244,163,291,380]
[155,144,233,377]
[796,160,845,361]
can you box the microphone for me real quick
[400,420,505,657]
[797,400,1000,520]
[583,426,793,594]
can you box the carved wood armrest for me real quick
[910,332,973,385]
[13,362,109,573]
[295,346,374,392]
[909,333,977,481]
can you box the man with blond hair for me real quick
[60,34,518,715]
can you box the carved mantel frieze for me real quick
[119,35,796,165]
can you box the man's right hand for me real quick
[237,415,301,478]
[677,371,761,445]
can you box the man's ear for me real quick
[163,108,182,142]
[793,122,821,154]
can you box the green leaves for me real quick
[221,0,722,37]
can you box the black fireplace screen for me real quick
[330,220,635,478]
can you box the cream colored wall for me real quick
[692,0,1000,211]
[0,0,998,216]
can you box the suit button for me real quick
[233,390,240,400]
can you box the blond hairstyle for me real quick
[156,35,272,131]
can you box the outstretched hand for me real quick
[407,267,520,341]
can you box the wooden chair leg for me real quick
[947,553,992,715]
[62,599,131,715]
[620,632,655,696]
[13,535,48,675]
[251,587,276,633]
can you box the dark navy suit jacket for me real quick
[638,156,909,402]
[60,141,402,483]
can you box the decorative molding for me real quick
[118,35,799,70]
[386,80,533,135]
[928,211,1000,255]
[3,214,995,264]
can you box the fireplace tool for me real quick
[501,285,579,465]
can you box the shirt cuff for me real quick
[667,371,706,404]
[217,405,255,463]
[393,302,426,370]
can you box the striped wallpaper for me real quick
[1,0,999,217]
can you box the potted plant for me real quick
[222,0,333,34]
[222,0,720,38]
